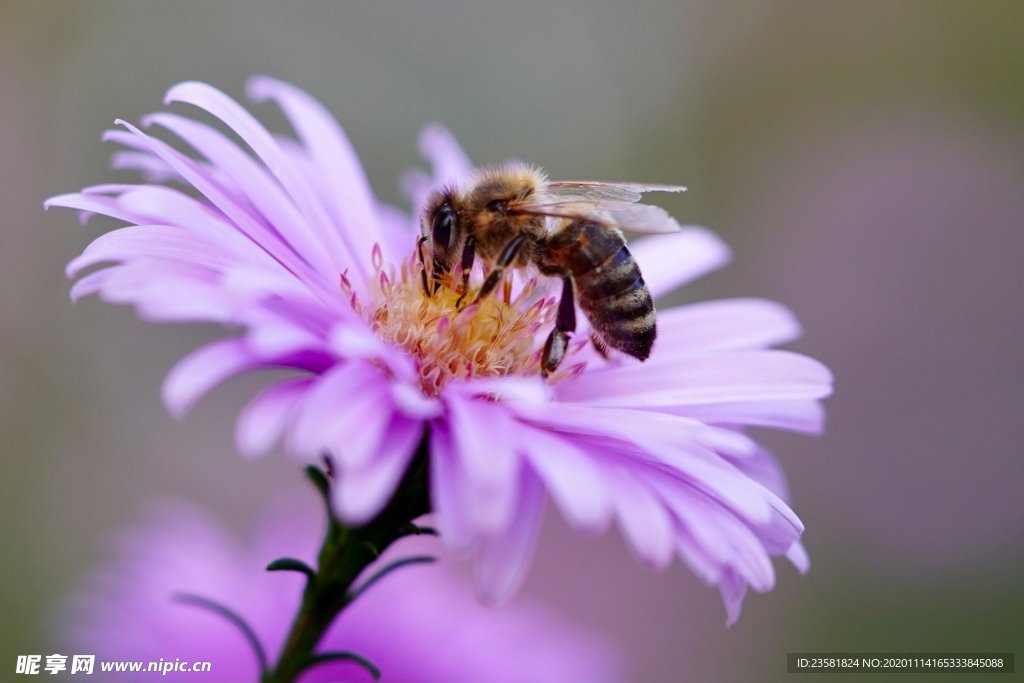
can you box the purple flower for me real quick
[66,500,625,682]
[49,78,832,623]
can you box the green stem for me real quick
[262,439,431,683]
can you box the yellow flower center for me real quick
[345,245,584,396]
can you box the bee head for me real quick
[421,188,462,282]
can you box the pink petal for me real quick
[287,362,391,464]
[718,568,748,627]
[418,123,475,186]
[110,150,176,181]
[631,228,731,300]
[666,399,826,435]
[332,417,423,525]
[222,267,323,309]
[161,339,261,418]
[114,170,306,273]
[390,382,443,420]
[753,493,806,556]
[245,317,328,358]
[457,376,552,404]
[374,203,420,267]
[45,192,141,224]
[250,291,344,337]
[428,425,475,550]
[510,402,772,520]
[144,112,340,279]
[475,469,545,605]
[672,522,722,586]
[516,402,785,536]
[247,76,385,273]
[329,324,394,360]
[111,121,332,302]
[508,400,682,453]
[327,404,395,471]
[558,350,834,408]
[724,446,793,502]
[787,541,810,574]
[69,268,116,302]
[329,324,419,385]
[164,82,367,285]
[66,225,248,278]
[655,298,802,353]
[234,378,312,458]
[607,465,675,569]
[402,124,476,219]
[518,426,612,534]
[654,478,776,592]
[103,128,244,201]
[110,274,235,323]
[446,396,520,534]
[77,259,251,325]
[720,517,777,592]
[399,167,435,217]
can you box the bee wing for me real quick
[520,199,683,234]
[547,180,687,203]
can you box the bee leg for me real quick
[417,235,432,296]
[453,236,476,307]
[475,234,526,303]
[542,276,577,377]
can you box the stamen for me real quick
[348,246,584,395]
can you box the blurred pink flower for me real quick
[49,78,831,621]
[66,500,624,682]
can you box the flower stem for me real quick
[262,438,432,683]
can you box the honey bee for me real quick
[419,164,685,375]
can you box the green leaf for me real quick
[301,651,380,680]
[175,592,268,673]
[347,555,436,605]
[266,557,317,584]
[304,465,331,501]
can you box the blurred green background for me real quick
[2,1,1023,681]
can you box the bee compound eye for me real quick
[432,204,457,251]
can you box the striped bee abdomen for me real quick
[545,220,656,361]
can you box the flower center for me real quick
[347,245,584,396]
